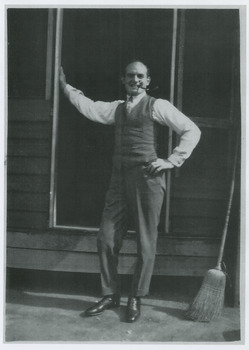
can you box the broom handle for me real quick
[216,131,239,270]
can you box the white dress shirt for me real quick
[64,84,201,167]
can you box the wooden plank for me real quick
[7,174,49,193]
[8,100,51,121]
[7,139,49,157]
[190,117,232,129]
[172,188,227,200]
[7,192,49,212]
[172,216,223,236]
[7,231,220,257]
[7,211,49,230]
[172,176,229,200]
[172,198,226,218]
[7,247,216,276]
[7,121,51,140]
[7,157,50,175]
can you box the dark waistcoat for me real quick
[113,94,158,168]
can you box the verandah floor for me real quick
[5,269,241,343]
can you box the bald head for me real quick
[123,60,150,78]
[121,61,151,96]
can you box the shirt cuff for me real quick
[63,83,70,97]
[63,83,78,97]
[167,154,183,167]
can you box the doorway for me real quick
[55,9,175,228]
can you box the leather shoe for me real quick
[126,296,141,323]
[85,294,120,316]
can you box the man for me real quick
[59,60,201,323]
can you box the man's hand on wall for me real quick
[59,67,67,90]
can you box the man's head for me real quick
[121,60,151,96]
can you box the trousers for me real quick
[97,164,166,297]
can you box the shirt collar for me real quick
[126,90,146,103]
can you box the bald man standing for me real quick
[60,60,201,323]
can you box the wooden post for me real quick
[227,54,236,173]
[45,9,54,101]
[165,9,178,233]
[175,9,186,178]
[49,8,63,227]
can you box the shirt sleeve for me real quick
[152,98,201,167]
[64,84,124,125]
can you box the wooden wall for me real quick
[7,230,219,276]
[7,100,51,230]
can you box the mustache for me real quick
[129,83,159,91]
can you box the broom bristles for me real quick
[185,268,226,322]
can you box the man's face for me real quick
[121,62,151,96]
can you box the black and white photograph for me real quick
[2,0,247,345]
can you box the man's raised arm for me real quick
[59,67,123,125]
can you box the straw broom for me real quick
[185,133,239,322]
